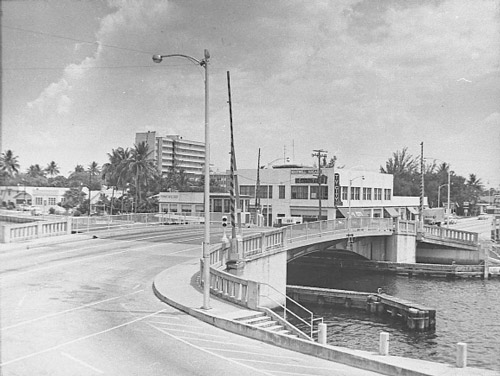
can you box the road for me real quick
[448,216,494,240]
[1,224,382,376]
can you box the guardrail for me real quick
[423,225,479,245]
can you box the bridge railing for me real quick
[396,219,418,234]
[1,218,71,243]
[285,218,394,244]
[423,225,479,245]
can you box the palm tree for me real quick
[0,150,20,183]
[26,164,45,178]
[45,161,60,177]
[380,148,419,196]
[87,161,100,214]
[128,142,157,213]
[102,147,131,214]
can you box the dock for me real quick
[298,257,493,278]
[287,285,436,331]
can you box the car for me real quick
[444,216,458,224]
[478,214,491,220]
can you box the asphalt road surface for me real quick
[1,225,382,376]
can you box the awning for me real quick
[336,207,365,218]
[407,207,419,215]
[337,207,349,218]
[384,207,399,217]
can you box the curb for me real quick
[152,268,496,376]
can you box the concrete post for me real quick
[379,332,389,355]
[456,342,467,368]
[318,323,327,344]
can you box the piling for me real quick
[456,342,467,368]
[379,332,389,355]
[318,323,327,345]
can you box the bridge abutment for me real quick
[386,233,417,263]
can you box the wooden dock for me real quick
[299,257,490,278]
[287,285,436,331]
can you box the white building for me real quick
[136,132,205,177]
[237,166,423,226]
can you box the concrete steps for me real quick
[234,311,298,338]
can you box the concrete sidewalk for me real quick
[153,259,497,376]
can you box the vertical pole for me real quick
[255,148,261,225]
[420,142,424,227]
[379,332,389,355]
[202,49,211,310]
[447,168,451,228]
[318,323,327,344]
[456,342,467,368]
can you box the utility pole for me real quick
[312,149,328,221]
[255,148,261,225]
[420,142,424,227]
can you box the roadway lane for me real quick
[1,226,382,376]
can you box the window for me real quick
[384,189,392,200]
[240,185,255,197]
[363,187,372,200]
[213,198,222,212]
[350,187,360,200]
[291,186,308,199]
[257,185,273,199]
[341,186,348,200]
[223,199,230,213]
[374,188,382,200]
[279,185,285,199]
[310,186,328,200]
[35,197,43,205]
[48,197,56,205]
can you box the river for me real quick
[288,263,500,372]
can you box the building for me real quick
[135,132,205,177]
[0,186,68,214]
[237,166,423,226]
[157,191,251,223]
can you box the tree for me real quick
[128,142,157,213]
[45,161,60,177]
[0,150,20,179]
[380,148,420,196]
[102,147,131,214]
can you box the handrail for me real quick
[258,281,323,340]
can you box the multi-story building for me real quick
[135,132,205,177]
[237,166,423,226]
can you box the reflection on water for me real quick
[288,263,500,371]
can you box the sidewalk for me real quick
[153,259,497,376]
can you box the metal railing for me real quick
[258,281,323,340]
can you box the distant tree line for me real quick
[0,143,223,215]
[380,147,489,216]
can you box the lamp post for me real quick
[427,158,452,228]
[153,50,211,310]
[347,175,364,249]
[438,183,448,208]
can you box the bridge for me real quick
[203,217,487,337]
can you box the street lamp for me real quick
[347,175,364,249]
[153,50,211,310]
[427,158,452,228]
[438,183,448,208]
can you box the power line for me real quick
[2,24,154,55]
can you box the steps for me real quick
[233,311,299,338]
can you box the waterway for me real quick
[288,262,500,372]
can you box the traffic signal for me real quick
[222,216,228,227]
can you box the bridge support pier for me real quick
[387,233,417,263]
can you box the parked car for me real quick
[478,214,491,220]
[444,215,458,224]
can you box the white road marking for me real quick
[0,309,167,366]
[152,327,228,338]
[61,352,104,374]
[17,294,27,307]
[232,358,340,371]
[203,347,298,360]
[171,336,264,348]
[2,290,144,331]
[149,325,276,376]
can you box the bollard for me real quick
[379,332,389,355]
[318,323,327,345]
[456,342,467,368]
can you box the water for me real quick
[288,263,500,372]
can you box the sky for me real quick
[2,0,499,187]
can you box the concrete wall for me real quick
[242,250,287,308]
[416,244,481,264]
[386,233,417,263]
[351,236,387,261]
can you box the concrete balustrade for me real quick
[1,218,71,243]
[423,225,478,244]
